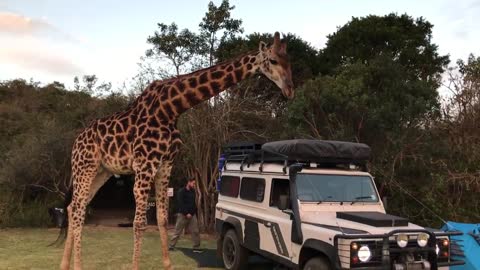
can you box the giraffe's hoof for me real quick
[163,259,173,270]
[60,258,72,270]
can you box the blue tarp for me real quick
[441,221,480,270]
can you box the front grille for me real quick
[339,230,461,269]
[386,240,432,263]
[349,239,435,268]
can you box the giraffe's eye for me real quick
[269,59,278,65]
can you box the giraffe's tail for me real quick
[48,187,73,247]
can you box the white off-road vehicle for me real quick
[215,140,463,270]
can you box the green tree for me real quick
[319,13,449,81]
[290,14,449,142]
[74,75,113,97]
[146,23,200,76]
[199,0,243,66]
[144,0,243,76]
[385,55,480,226]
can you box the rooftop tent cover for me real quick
[261,139,371,163]
[441,221,480,270]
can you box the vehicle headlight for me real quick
[417,233,429,247]
[436,238,450,258]
[358,245,372,262]
[396,234,409,248]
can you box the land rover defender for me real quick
[215,139,463,270]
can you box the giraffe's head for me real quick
[258,32,294,99]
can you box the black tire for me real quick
[222,229,248,270]
[303,256,331,270]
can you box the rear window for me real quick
[220,176,240,197]
[240,177,265,202]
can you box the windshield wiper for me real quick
[350,196,372,205]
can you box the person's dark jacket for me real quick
[176,187,197,215]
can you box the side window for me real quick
[240,177,265,202]
[220,176,240,197]
[270,178,290,209]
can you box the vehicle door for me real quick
[260,178,293,260]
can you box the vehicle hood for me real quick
[301,211,424,235]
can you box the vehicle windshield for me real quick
[295,173,378,203]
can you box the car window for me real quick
[240,177,265,202]
[220,176,240,197]
[270,178,290,209]
[296,174,378,202]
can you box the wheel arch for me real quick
[222,217,243,243]
[300,239,341,269]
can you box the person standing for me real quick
[169,177,203,253]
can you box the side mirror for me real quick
[278,195,289,211]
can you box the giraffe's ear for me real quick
[273,31,281,50]
[259,41,268,52]
[274,32,281,43]
[279,40,287,54]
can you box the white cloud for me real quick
[0,11,81,43]
[0,12,85,82]
[0,36,83,76]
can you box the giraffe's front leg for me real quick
[132,173,153,270]
[154,162,174,270]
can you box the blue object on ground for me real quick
[441,221,480,270]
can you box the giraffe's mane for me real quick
[156,49,259,84]
[125,49,260,110]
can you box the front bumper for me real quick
[334,229,464,270]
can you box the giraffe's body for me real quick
[60,32,293,270]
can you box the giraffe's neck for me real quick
[144,50,262,119]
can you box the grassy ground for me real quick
[0,226,274,270]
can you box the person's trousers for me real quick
[169,213,200,248]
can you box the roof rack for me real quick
[221,139,370,173]
[221,142,288,172]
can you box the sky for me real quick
[1,0,479,89]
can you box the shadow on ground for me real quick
[176,247,281,269]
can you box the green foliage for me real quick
[0,79,130,227]
[319,13,449,81]
[74,75,113,97]
[0,188,55,227]
[199,0,243,65]
[145,0,243,75]
[289,56,441,142]
[458,54,480,76]
[199,0,243,40]
[146,23,200,75]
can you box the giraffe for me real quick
[59,31,294,270]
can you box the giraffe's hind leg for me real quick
[86,167,112,204]
[60,167,111,270]
[154,161,174,270]
[60,199,75,270]
[131,165,155,270]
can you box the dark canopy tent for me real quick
[261,139,371,163]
